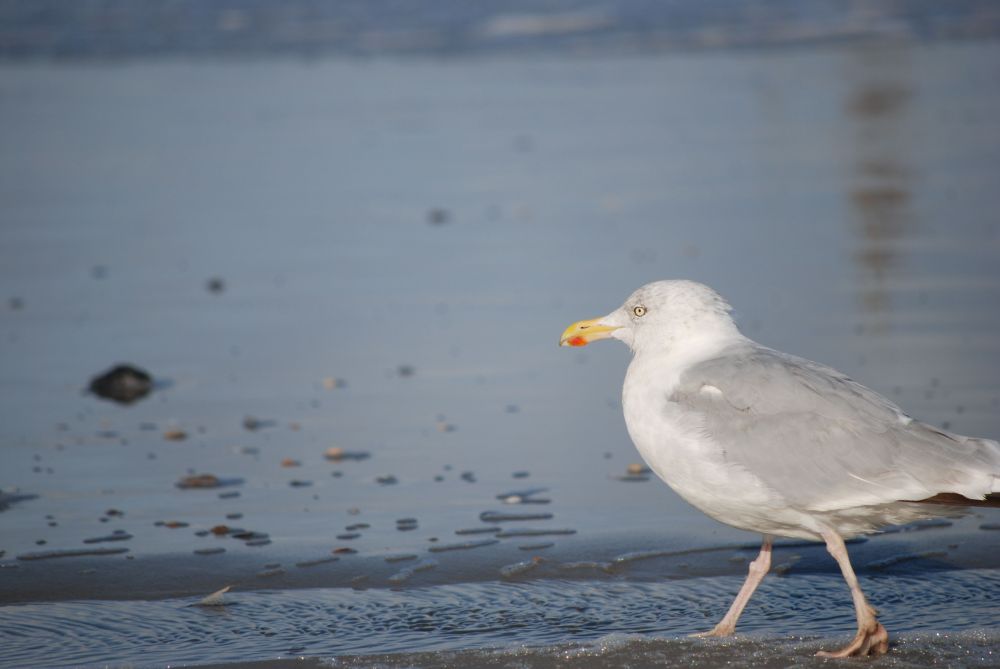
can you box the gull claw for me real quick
[815,621,889,658]
[689,625,735,639]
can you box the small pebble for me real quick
[163,429,188,441]
[194,547,226,556]
[206,277,225,294]
[332,547,357,555]
[375,475,398,485]
[281,458,301,468]
[295,556,339,568]
[176,474,220,489]
[337,532,360,540]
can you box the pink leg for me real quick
[692,535,772,637]
[815,530,889,657]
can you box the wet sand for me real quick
[2,37,1000,668]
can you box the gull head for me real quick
[559,280,740,354]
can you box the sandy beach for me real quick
[1,36,999,668]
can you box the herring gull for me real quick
[560,279,1000,657]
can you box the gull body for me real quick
[561,279,1000,657]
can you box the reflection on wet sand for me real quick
[845,45,915,330]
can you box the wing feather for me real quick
[672,345,1000,511]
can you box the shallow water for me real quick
[3,571,1000,667]
[1,38,1000,668]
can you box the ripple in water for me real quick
[1,570,999,667]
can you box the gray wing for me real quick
[672,344,1000,512]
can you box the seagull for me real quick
[560,279,1000,657]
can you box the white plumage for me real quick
[561,279,1000,657]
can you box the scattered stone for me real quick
[176,474,220,489]
[88,365,153,405]
[384,553,418,563]
[396,518,418,531]
[375,475,398,485]
[105,509,124,517]
[210,525,231,535]
[511,470,529,478]
[332,547,357,555]
[205,277,226,294]
[225,513,242,520]
[194,547,226,556]
[246,538,271,547]
[283,458,302,468]
[518,542,555,551]
[427,538,499,553]
[232,531,268,542]
[626,463,652,475]
[436,421,456,433]
[454,527,501,535]
[83,531,132,544]
[324,447,370,462]
[322,377,348,390]
[497,488,549,505]
[396,364,415,378]
[611,474,649,482]
[460,471,476,483]
[480,511,553,523]
[427,208,450,226]
[163,428,188,441]
[295,556,339,568]
[346,523,370,531]
[162,521,189,529]
[337,532,360,540]
[218,491,240,499]
[865,551,948,571]
[289,480,312,487]
[496,528,576,538]
[17,547,130,561]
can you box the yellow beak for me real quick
[559,318,619,347]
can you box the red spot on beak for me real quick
[568,336,588,347]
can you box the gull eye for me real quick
[632,305,647,318]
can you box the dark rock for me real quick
[427,208,450,226]
[206,277,226,294]
[88,364,153,405]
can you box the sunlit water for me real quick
[1,38,999,668]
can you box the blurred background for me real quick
[1,2,1000,664]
